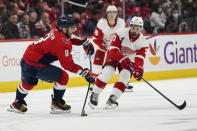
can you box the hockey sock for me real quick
[16,83,33,100]
[16,88,27,100]
[112,82,126,99]
[53,88,66,100]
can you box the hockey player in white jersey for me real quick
[91,5,133,91]
[88,16,148,109]
[92,5,125,74]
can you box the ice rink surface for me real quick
[0,77,197,131]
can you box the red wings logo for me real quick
[120,46,136,54]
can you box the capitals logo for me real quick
[149,40,161,65]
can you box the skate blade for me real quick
[7,105,25,114]
[50,108,71,114]
[103,104,118,110]
[88,102,96,109]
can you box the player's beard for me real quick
[130,32,138,38]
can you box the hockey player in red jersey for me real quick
[88,16,148,109]
[90,5,133,91]
[7,17,95,114]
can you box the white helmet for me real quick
[106,5,117,12]
[130,16,144,27]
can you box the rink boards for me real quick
[0,32,197,93]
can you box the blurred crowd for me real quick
[0,0,197,40]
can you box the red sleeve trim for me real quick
[110,34,122,48]
[136,47,147,58]
[93,27,103,39]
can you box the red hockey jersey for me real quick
[23,29,83,73]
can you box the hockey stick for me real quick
[145,34,159,40]
[81,55,92,116]
[128,65,186,110]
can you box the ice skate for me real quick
[125,83,134,92]
[88,92,99,109]
[104,95,118,110]
[7,99,28,113]
[50,95,71,114]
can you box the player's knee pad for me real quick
[93,49,105,66]
[18,82,34,94]
[57,71,69,86]
[37,65,63,83]
[113,82,126,93]
[98,65,115,83]
[21,70,38,86]
[118,69,131,84]
[92,64,103,75]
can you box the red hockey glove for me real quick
[79,68,96,83]
[81,38,95,55]
[132,64,144,81]
[120,57,133,72]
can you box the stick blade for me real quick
[178,100,186,110]
[81,110,87,117]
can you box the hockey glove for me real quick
[132,64,144,81]
[81,38,94,55]
[120,57,133,72]
[79,68,96,83]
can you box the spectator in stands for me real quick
[34,0,44,21]
[1,0,197,39]
[140,1,151,19]
[126,0,136,17]
[72,12,82,36]
[82,9,100,36]
[51,0,61,19]
[81,1,94,29]
[28,11,37,37]
[32,11,51,38]
[17,13,31,39]
[1,13,20,39]
[149,3,165,33]
[126,6,141,27]
[0,3,7,24]
[160,2,170,28]
[117,6,123,18]
[164,8,179,33]
[42,1,57,22]
[7,2,24,16]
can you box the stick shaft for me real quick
[128,65,186,110]
[81,55,92,115]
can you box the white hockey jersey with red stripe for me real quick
[107,27,148,66]
[93,18,125,49]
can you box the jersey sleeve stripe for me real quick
[135,55,145,60]
[108,46,120,51]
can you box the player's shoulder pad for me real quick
[137,33,148,48]
[97,18,107,29]
[139,33,147,42]
[117,18,126,25]
[116,27,130,39]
